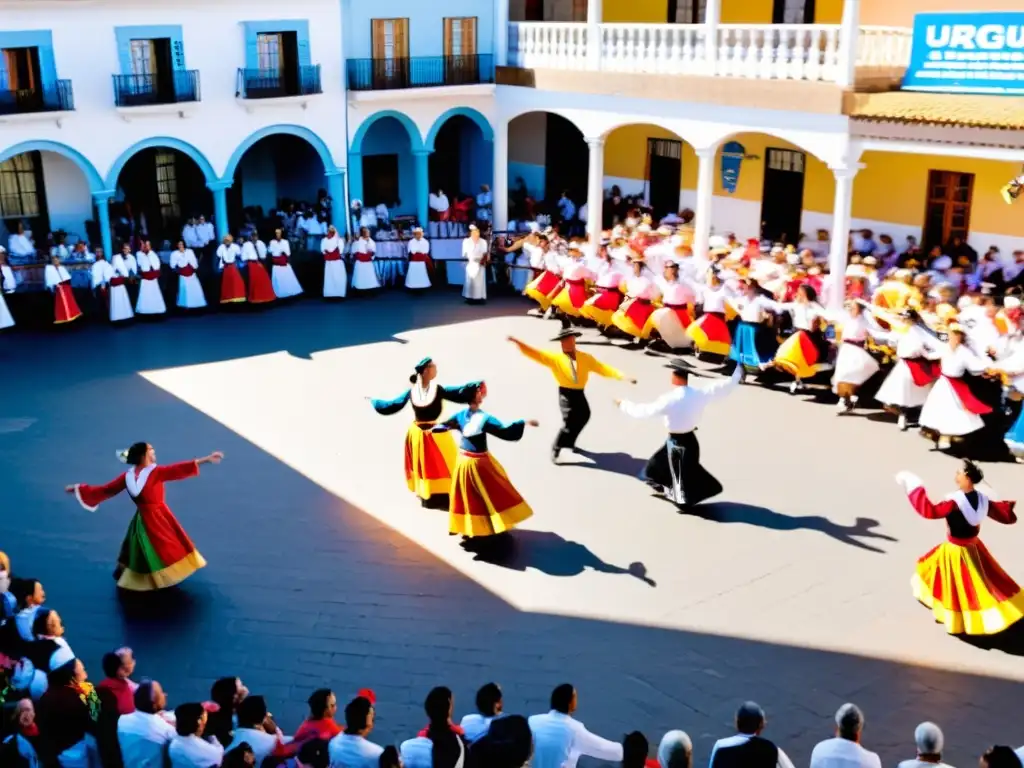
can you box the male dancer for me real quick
[616,359,741,508]
[508,328,636,463]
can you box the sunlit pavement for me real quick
[2,292,1022,766]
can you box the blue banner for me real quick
[903,12,1024,95]
[720,141,745,195]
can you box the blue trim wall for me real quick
[223,123,336,180]
[105,136,217,188]
[0,139,104,193]
[350,109,423,154]
[114,25,187,74]
[241,20,311,70]
[424,107,494,151]
[0,30,57,90]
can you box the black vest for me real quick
[712,736,779,768]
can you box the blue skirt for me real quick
[729,321,777,368]
[1006,407,1024,457]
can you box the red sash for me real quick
[323,249,341,262]
[905,358,939,387]
[409,253,429,263]
[271,256,289,266]
[110,276,126,287]
[140,270,159,281]
[355,253,373,263]
[177,265,195,278]
[944,375,993,415]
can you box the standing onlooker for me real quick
[96,648,138,715]
[809,704,882,768]
[328,693,383,767]
[168,702,224,768]
[294,688,342,744]
[117,680,175,768]
[460,682,502,744]
[896,722,953,768]
[709,702,794,768]
[657,731,692,768]
[528,683,623,768]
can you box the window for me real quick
[257,33,282,72]
[767,148,805,174]
[444,18,478,57]
[371,19,409,60]
[668,0,707,23]
[0,153,40,219]
[772,0,815,24]
[154,151,180,221]
[925,170,973,249]
[3,48,39,91]
[129,39,157,76]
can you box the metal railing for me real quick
[0,80,75,115]
[346,54,495,91]
[236,65,322,99]
[112,70,201,107]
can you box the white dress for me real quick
[831,313,880,389]
[0,264,14,330]
[406,237,432,289]
[650,281,695,349]
[269,238,302,298]
[134,251,167,315]
[106,255,135,322]
[170,248,207,309]
[512,242,541,293]
[874,326,939,409]
[321,235,348,298]
[462,236,488,301]
[351,237,380,290]
[919,345,991,437]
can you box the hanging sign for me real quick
[720,141,746,195]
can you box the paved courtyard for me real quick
[2,291,1022,766]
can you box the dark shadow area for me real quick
[693,503,898,554]
[571,448,646,478]
[957,620,1024,657]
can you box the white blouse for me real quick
[462,237,488,263]
[408,238,430,255]
[170,249,198,269]
[732,293,779,323]
[624,275,660,301]
[779,301,824,331]
[240,241,266,262]
[353,237,377,255]
[269,239,291,257]
[44,264,71,289]
[320,236,341,254]
[940,344,989,378]
[91,260,113,288]
[216,243,241,266]
[1,264,14,293]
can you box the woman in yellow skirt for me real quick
[432,382,538,538]
[686,271,734,357]
[772,284,830,394]
[610,253,660,341]
[896,461,1024,636]
[370,358,479,504]
[550,244,594,319]
[523,244,564,313]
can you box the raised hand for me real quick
[64,485,76,494]
[526,419,540,427]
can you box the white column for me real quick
[586,0,602,70]
[495,0,510,67]
[692,146,716,259]
[703,0,722,75]
[835,0,861,87]
[827,164,860,311]
[585,136,605,246]
[493,120,509,232]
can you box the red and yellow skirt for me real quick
[220,263,247,304]
[116,506,206,591]
[687,311,731,356]
[449,451,533,537]
[611,298,655,339]
[580,287,622,327]
[912,536,1024,635]
[774,329,825,380]
[246,263,276,304]
[524,270,562,311]
[405,421,458,500]
[54,283,83,325]
[551,279,590,318]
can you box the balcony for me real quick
[346,55,496,95]
[507,22,910,85]
[0,80,74,125]
[112,71,200,120]
[235,65,322,110]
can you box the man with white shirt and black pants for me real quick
[809,703,882,768]
[709,701,796,768]
[528,683,622,768]
[617,359,741,509]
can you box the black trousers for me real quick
[556,387,591,450]
[643,431,723,506]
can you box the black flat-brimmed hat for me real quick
[551,328,583,341]
[664,357,693,375]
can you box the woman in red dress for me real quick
[44,255,83,325]
[65,443,223,591]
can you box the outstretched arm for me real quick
[482,415,531,442]
[65,475,127,513]
[699,365,743,402]
[154,452,223,484]
[440,382,482,405]
[616,391,673,420]
[368,389,411,416]
[895,472,951,520]
[582,353,633,383]
[507,337,556,371]
[431,416,461,433]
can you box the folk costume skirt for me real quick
[448,451,533,537]
[876,358,938,409]
[580,287,622,327]
[116,503,207,591]
[643,305,692,349]
[405,421,458,500]
[551,279,590,318]
[687,311,731,356]
[524,270,561,311]
[220,264,247,304]
[246,263,276,304]
[912,536,1024,635]
[774,329,829,380]
[611,298,656,339]
[53,283,83,325]
[919,375,992,437]
[729,321,777,368]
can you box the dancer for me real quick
[919,325,993,449]
[135,243,167,316]
[580,250,626,330]
[523,239,563,313]
[686,271,733,357]
[216,235,246,305]
[65,443,223,591]
[831,300,882,414]
[240,233,276,305]
[368,358,478,502]
[462,224,488,304]
[610,253,661,343]
[170,241,207,311]
[728,278,780,377]
[550,244,593,320]
[642,260,694,351]
[321,225,347,299]
[873,310,941,430]
[772,284,829,394]
[351,227,381,292]
[269,229,303,298]
[44,255,82,325]
[895,462,1023,635]
[90,249,112,318]
[508,330,635,463]
[432,382,537,538]
[107,248,135,323]
[616,361,741,508]
[405,227,432,291]
[0,249,14,330]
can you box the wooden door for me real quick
[772,0,815,23]
[444,18,478,84]
[646,139,682,219]
[371,18,410,88]
[760,148,805,245]
[924,170,973,251]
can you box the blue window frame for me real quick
[0,30,57,91]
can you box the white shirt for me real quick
[216,243,241,266]
[459,713,493,743]
[117,711,176,768]
[528,710,623,768]
[619,366,741,434]
[8,233,34,257]
[91,260,113,288]
[137,251,160,272]
[227,728,289,767]
[809,737,882,768]
[168,734,224,768]
[240,241,266,262]
[709,734,797,768]
[733,293,779,323]
[182,225,203,249]
[321,235,341,254]
[269,239,291,258]
[197,222,215,245]
[353,237,376,255]
[1015,746,1023,763]
[896,760,954,768]
[1,264,15,293]
[170,249,198,270]
[429,192,450,213]
[43,264,72,289]
[328,732,384,767]
[124,252,138,275]
[408,237,430,255]
[780,301,823,331]
[463,237,488,263]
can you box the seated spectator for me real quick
[206,676,249,748]
[1,699,41,767]
[296,737,330,768]
[222,742,255,768]
[378,745,402,768]
[468,714,532,768]
[12,578,46,642]
[117,679,175,768]
[809,703,881,768]
[709,701,795,768]
[981,747,1022,768]
[460,682,502,743]
[27,608,73,674]
[227,695,293,766]
[169,702,224,768]
[528,683,622,768]
[329,692,383,767]
[37,658,101,768]
[0,551,15,620]
[623,731,659,768]
[96,648,138,715]
[294,688,342,743]
[403,686,466,768]
[897,722,952,768]
[657,731,692,768]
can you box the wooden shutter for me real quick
[444,18,477,56]
[373,19,409,59]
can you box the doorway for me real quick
[646,138,682,219]
[543,113,587,208]
[772,0,815,23]
[924,170,973,251]
[760,148,805,244]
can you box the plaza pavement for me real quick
[1,291,1022,766]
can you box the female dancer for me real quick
[772,284,829,394]
[610,253,661,343]
[896,461,1023,635]
[134,244,167,317]
[369,358,479,502]
[170,241,207,311]
[918,325,993,450]
[873,310,941,430]
[65,443,223,590]
[216,235,246,305]
[432,383,537,538]
[321,226,347,299]
[728,278,780,379]
[269,229,303,298]
[351,227,381,292]
[523,240,563,314]
[830,300,882,414]
[44,255,83,326]
[240,233,276,305]
[685,270,733,357]
[580,250,626,330]
[550,244,594,320]
[642,261,695,351]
